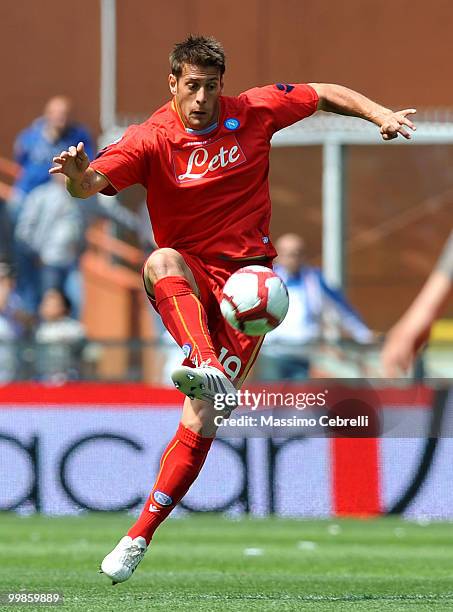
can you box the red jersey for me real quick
[90,84,318,260]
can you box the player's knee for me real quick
[144,248,184,283]
[182,399,221,438]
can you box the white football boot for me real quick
[100,535,147,585]
[171,362,238,410]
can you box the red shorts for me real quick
[144,252,272,386]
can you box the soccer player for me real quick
[50,35,416,583]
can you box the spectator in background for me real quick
[35,288,85,382]
[0,261,30,381]
[14,174,143,316]
[7,96,94,312]
[260,233,373,380]
[15,173,84,315]
[10,96,94,215]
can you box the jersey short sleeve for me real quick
[240,83,319,137]
[89,125,148,195]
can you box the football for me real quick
[220,265,289,336]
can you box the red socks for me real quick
[154,276,223,371]
[127,423,214,544]
[128,278,220,543]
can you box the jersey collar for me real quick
[171,97,223,136]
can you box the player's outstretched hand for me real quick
[379,109,417,141]
[49,141,90,179]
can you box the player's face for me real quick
[169,64,223,130]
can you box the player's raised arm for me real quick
[308,83,417,141]
[49,141,108,198]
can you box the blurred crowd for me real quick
[0,96,146,382]
[0,96,374,383]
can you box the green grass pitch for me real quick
[1,513,453,611]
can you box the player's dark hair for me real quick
[170,35,226,78]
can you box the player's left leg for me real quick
[122,330,264,552]
[100,337,262,584]
[100,395,227,584]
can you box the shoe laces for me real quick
[120,543,146,570]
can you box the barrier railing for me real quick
[0,339,447,383]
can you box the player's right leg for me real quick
[144,248,221,369]
[144,248,237,403]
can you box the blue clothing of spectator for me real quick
[260,264,373,381]
[14,174,143,316]
[270,264,374,346]
[259,233,373,381]
[7,97,94,310]
[13,117,93,197]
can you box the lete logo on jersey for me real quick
[173,134,246,183]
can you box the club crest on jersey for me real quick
[224,117,240,131]
[153,491,173,506]
[173,134,246,183]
